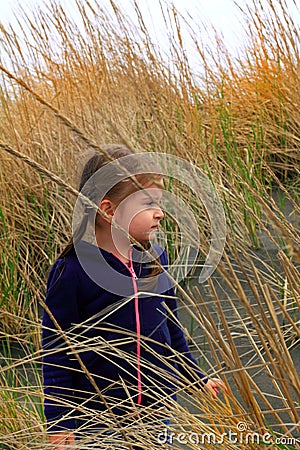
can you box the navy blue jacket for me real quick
[42,240,206,432]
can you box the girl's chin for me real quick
[131,230,157,243]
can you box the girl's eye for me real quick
[145,201,158,207]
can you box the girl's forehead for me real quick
[133,185,164,199]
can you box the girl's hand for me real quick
[49,432,75,449]
[205,378,227,397]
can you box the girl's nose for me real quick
[154,207,164,220]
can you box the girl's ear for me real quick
[98,199,116,222]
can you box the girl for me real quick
[42,145,225,448]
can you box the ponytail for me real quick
[54,212,89,262]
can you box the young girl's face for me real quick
[112,185,164,243]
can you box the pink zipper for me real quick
[113,248,142,405]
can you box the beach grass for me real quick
[0,0,299,448]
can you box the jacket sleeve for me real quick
[160,250,208,386]
[42,257,80,432]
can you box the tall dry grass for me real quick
[0,0,299,448]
